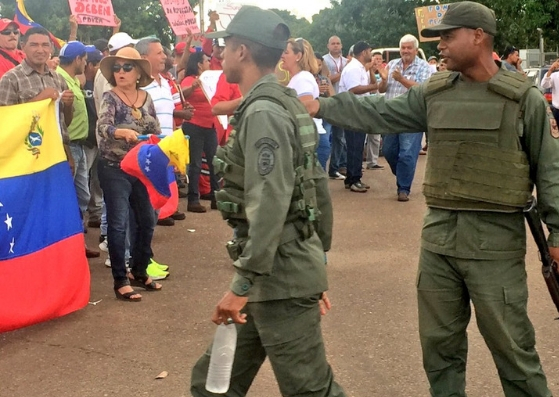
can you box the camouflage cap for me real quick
[206,6,290,50]
[421,1,497,38]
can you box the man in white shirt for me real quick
[323,36,348,180]
[542,59,559,126]
[339,41,378,193]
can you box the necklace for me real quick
[118,88,141,120]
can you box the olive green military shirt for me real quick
[230,74,329,301]
[317,72,559,259]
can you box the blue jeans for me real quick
[316,129,331,171]
[344,129,366,186]
[325,122,346,176]
[98,159,154,285]
[183,122,219,204]
[69,143,90,214]
[382,132,423,195]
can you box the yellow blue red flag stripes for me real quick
[0,99,89,333]
[14,0,66,49]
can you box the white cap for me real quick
[108,32,138,52]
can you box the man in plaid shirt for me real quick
[378,34,431,202]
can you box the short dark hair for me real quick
[314,51,323,61]
[185,51,205,77]
[22,27,51,45]
[372,51,382,57]
[93,38,109,52]
[501,45,518,60]
[228,36,283,70]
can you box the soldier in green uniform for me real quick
[189,6,346,397]
[307,2,556,396]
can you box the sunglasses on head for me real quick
[112,63,135,73]
[0,29,20,36]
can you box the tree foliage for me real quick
[0,0,556,59]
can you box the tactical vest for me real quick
[423,70,534,212]
[213,81,322,246]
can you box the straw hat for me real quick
[99,47,153,87]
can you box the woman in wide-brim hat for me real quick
[97,46,163,302]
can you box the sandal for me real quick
[114,285,142,302]
[129,274,162,291]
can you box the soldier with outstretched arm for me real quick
[307,2,559,396]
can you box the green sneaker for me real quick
[147,262,169,281]
[150,258,169,272]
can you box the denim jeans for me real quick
[316,130,331,171]
[183,122,219,204]
[344,129,366,186]
[324,122,346,175]
[382,132,423,195]
[98,159,154,285]
[69,143,90,214]
[83,145,103,222]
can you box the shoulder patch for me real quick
[256,137,279,175]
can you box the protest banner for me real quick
[68,0,116,26]
[199,70,228,130]
[213,0,256,29]
[415,4,450,42]
[160,0,200,35]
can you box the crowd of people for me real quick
[2,2,558,395]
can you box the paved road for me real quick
[2,155,559,397]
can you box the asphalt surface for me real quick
[2,154,559,397]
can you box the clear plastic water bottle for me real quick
[205,323,237,393]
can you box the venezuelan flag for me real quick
[0,99,89,333]
[121,130,189,211]
[14,0,66,49]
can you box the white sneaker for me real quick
[329,172,346,180]
[104,257,111,268]
[99,237,108,252]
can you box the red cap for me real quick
[175,42,186,55]
[0,18,19,32]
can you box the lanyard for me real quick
[327,54,343,74]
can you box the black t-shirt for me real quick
[83,79,97,147]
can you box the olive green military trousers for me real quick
[190,295,346,397]
[417,248,551,397]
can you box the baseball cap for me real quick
[421,1,497,38]
[59,41,97,60]
[93,38,109,52]
[108,32,138,52]
[175,41,186,55]
[87,49,103,63]
[206,5,289,50]
[428,55,438,62]
[0,18,18,32]
[353,41,371,57]
[213,38,225,47]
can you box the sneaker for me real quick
[366,164,384,170]
[338,167,347,176]
[150,258,169,272]
[350,182,369,193]
[398,192,410,202]
[99,237,108,252]
[329,172,346,180]
[104,257,111,268]
[98,234,106,244]
[147,262,169,280]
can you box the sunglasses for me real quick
[0,29,20,36]
[112,63,135,73]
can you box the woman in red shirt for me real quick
[180,51,218,213]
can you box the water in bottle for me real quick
[205,323,237,393]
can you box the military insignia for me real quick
[255,138,279,176]
[24,112,44,158]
